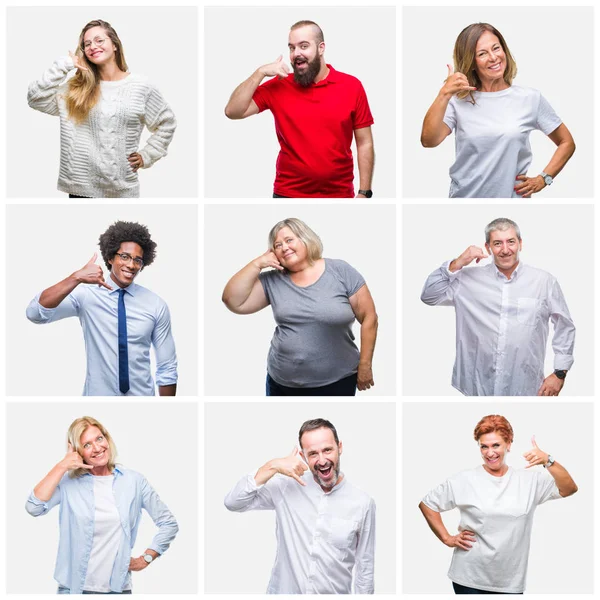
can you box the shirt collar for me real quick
[492,260,523,281]
[295,64,339,88]
[307,471,347,494]
[109,282,137,297]
[82,464,124,478]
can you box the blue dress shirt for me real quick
[26,282,178,395]
[25,466,178,594]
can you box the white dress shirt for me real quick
[224,471,376,594]
[421,261,575,396]
[422,466,561,593]
[26,282,177,395]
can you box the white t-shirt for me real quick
[443,86,562,198]
[83,475,129,593]
[422,465,561,593]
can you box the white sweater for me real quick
[28,57,176,197]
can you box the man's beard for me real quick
[293,54,322,87]
[312,459,341,489]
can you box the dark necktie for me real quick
[118,289,130,394]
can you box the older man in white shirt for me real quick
[421,217,575,396]
[224,418,376,594]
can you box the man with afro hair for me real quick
[26,221,177,396]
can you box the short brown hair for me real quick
[473,415,514,443]
[298,418,339,449]
[290,20,324,45]
[453,23,517,103]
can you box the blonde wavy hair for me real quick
[453,23,517,104]
[66,20,128,123]
[67,416,118,478]
[268,218,323,265]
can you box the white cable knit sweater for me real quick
[28,57,176,197]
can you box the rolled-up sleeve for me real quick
[141,477,178,555]
[420,261,461,306]
[354,498,376,594]
[152,301,178,386]
[26,292,79,324]
[224,471,276,512]
[25,488,61,516]
[549,279,575,370]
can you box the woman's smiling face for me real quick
[479,431,511,475]
[82,26,116,66]
[474,31,506,86]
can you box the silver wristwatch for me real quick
[143,553,154,564]
[544,455,555,469]
[540,172,553,186]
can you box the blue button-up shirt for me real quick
[26,282,178,395]
[25,466,178,594]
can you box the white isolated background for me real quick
[204,6,396,198]
[402,401,593,593]
[7,6,198,198]
[402,6,594,198]
[204,203,396,396]
[403,204,594,396]
[6,402,198,594]
[6,204,198,396]
[204,401,396,594]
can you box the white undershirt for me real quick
[83,475,128,592]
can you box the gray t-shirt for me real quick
[443,86,562,198]
[259,258,365,388]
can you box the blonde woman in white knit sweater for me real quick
[27,19,176,198]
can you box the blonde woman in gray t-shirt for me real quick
[419,415,577,594]
[421,23,575,198]
[222,218,378,396]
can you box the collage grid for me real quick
[0,0,598,598]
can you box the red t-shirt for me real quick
[252,65,374,198]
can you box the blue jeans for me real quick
[58,588,132,594]
[452,582,522,595]
[266,373,357,396]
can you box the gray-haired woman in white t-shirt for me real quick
[418,414,577,594]
[421,23,575,198]
[222,217,378,396]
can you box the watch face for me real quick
[544,175,553,185]
[365,190,373,198]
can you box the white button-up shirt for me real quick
[421,261,575,396]
[224,471,376,594]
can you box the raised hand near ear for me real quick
[523,435,550,468]
[441,64,477,97]
[73,252,113,290]
[59,443,93,472]
[259,55,291,79]
[68,50,89,72]
[271,447,309,485]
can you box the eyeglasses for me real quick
[83,37,107,51]
[115,252,144,268]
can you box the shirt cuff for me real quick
[442,260,460,277]
[554,355,574,370]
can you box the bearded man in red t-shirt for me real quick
[225,20,375,199]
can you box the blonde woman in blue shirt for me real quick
[26,416,178,594]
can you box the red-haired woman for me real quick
[419,415,577,594]
[27,19,176,198]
